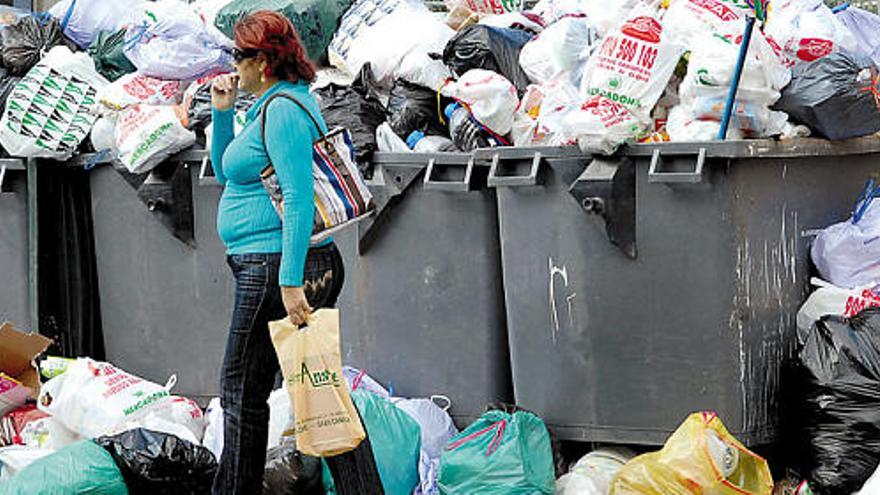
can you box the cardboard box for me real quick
[0,322,52,415]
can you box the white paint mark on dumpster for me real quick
[549,257,570,345]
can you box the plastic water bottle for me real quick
[445,103,491,151]
[406,130,457,153]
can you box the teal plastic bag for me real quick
[214,0,355,62]
[438,409,555,495]
[323,390,421,495]
[0,440,128,495]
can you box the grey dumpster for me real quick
[89,155,233,402]
[336,152,512,426]
[480,138,880,446]
[0,159,28,327]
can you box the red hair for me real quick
[234,11,316,83]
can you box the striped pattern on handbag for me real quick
[259,93,374,244]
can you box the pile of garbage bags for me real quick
[0,0,876,171]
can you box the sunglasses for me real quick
[230,48,260,63]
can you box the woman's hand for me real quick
[211,74,240,111]
[281,286,312,326]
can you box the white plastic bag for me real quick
[49,0,135,48]
[666,104,744,141]
[519,16,596,85]
[764,0,857,69]
[20,417,81,451]
[0,446,53,482]
[98,73,186,110]
[190,0,235,46]
[392,396,458,495]
[662,0,750,47]
[580,1,685,122]
[123,0,232,81]
[201,397,224,460]
[90,115,118,154]
[512,79,580,146]
[115,104,196,174]
[797,278,880,344]
[557,448,635,495]
[812,181,880,289]
[37,358,176,440]
[0,46,108,160]
[568,96,646,155]
[442,69,520,135]
[330,0,454,90]
[578,0,639,35]
[267,388,292,451]
[858,463,880,495]
[673,30,790,139]
[376,122,412,153]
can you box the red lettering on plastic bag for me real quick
[689,0,739,21]
[621,16,662,44]
[796,38,834,62]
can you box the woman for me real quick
[209,11,346,494]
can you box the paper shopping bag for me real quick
[269,309,365,457]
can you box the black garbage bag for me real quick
[0,67,20,115]
[88,29,136,82]
[773,52,880,140]
[186,80,257,132]
[796,308,880,494]
[96,428,218,495]
[387,79,449,140]
[441,25,532,94]
[313,66,386,176]
[0,14,77,76]
[264,438,324,495]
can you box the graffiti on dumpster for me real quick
[549,257,577,344]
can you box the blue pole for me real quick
[717,16,756,140]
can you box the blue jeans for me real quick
[213,244,344,495]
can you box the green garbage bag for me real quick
[0,440,128,495]
[437,409,555,495]
[323,390,421,495]
[88,29,136,82]
[214,0,355,63]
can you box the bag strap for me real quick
[260,92,326,157]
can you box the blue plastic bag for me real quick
[323,390,421,495]
[438,409,555,495]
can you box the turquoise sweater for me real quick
[211,80,327,287]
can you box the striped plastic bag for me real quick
[259,93,374,245]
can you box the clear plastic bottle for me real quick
[445,102,491,151]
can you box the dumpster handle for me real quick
[648,148,706,184]
[423,157,474,192]
[487,152,541,188]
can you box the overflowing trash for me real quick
[812,178,880,289]
[95,428,217,494]
[609,412,774,495]
[6,0,880,493]
[438,407,556,495]
[793,309,880,494]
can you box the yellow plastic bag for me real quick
[269,309,365,457]
[610,412,774,495]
